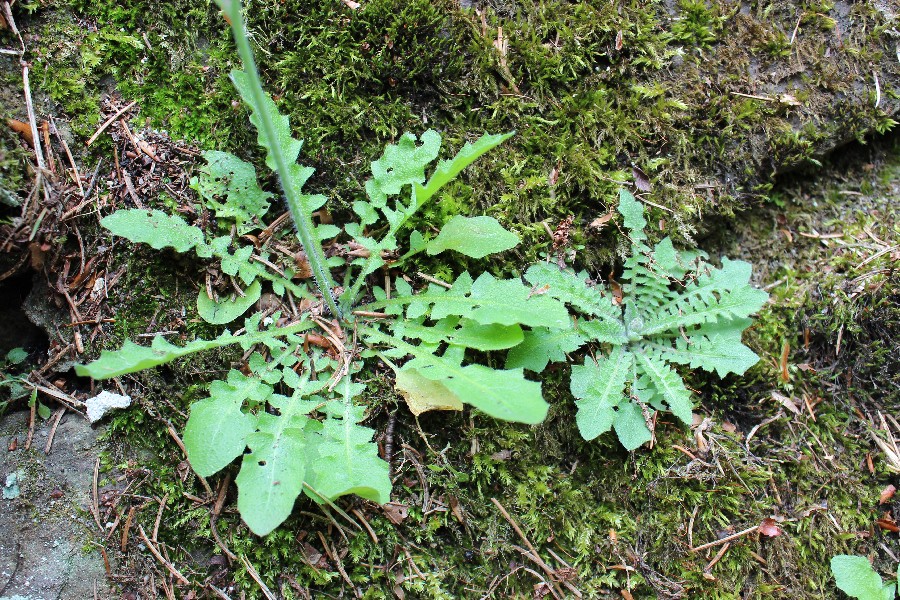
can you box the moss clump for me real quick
[21,0,898,259]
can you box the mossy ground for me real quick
[1,0,898,598]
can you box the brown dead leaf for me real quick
[341,0,360,8]
[759,518,782,537]
[548,164,559,186]
[383,502,409,525]
[589,211,614,231]
[722,421,737,433]
[771,391,801,415]
[632,166,651,192]
[447,494,466,524]
[490,449,512,461]
[293,251,312,279]
[610,280,623,305]
[875,516,899,533]
[615,30,624,51]
[301,542,324,567]
[28,241,46,270]
[7,118,33,147]
[551,215,574,252]
[879,484,896,504]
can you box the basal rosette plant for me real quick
[508,190,769,449]
[76,0,563,536]
[75,0,768,535]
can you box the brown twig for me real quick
[28,381,87,417]
[704,542,731,571]
[166,423,213,496]
[210,474,237,562]
[1,1,24,50]
[91,456,103,531]
[691,525,759,552]
[239,555,276,600]
[318,531,359,596]
[51,118,84,196]
[152,492,169,542]
[21,65,45,174]
[103,507,122,543]
[352,508,379,544]
[23,399,35,450]
[44,407,65,454]
[417,271,452,289]
[491,498,571,599]
[688,505,698,550]
[351,310,389,318]
[138,525,190,585]
[120,506,136,552]
[86,100,136,146]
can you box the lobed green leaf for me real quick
[101,209,205,254]
[366,130,441,207]
[303,395,391,506]
[196,280,262,325]
[368,272,569,329]
[506,327,587,372]
[633,351,693,426]
[524,262,623,323]
[571,347,633,441]
[415,132,515,204]
[193,150,271,233]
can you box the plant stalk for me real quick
[217,0,342,319]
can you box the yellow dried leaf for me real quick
[394,368,463,416]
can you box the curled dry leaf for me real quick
[875,512,899,532]
[7,118,33,146]
[772,391,801,415]
[383,502,409,525]
[632,165,651,192]
[588,211,614,231]
[879,484,896,504]
[758,518,782,537]
[447,494,466,524]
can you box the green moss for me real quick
[23,0,897,256]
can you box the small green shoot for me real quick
[0,348,32,416]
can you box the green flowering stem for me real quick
[215,0,342,319]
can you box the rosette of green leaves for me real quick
[509,190,769,449]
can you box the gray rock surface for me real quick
[0,411,113,599]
